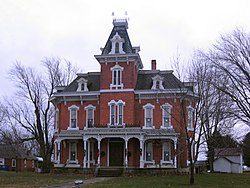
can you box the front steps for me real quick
[95,167,123,177]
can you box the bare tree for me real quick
[6,57,78,172]
[189,53,237,172]
[201,28,250,126]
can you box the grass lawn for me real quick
[1,171,250,188]
[0,171,88,188]
[85,173,250,188]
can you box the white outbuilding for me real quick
[213,148,243,173]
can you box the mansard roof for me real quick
[136,70,186,90]
[63,72,100,92]
[101,19,134,55]
[58,69,189,93]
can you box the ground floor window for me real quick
[162,142,171,161]
[12,159,16,167]
[0,158,4,165]
[69,142,77,161]
[145,142,153,161]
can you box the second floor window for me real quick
[108,100,125,126]
[71,109,77,128]
[187,105,195,130]
[161,103,172,128]
[85,104,96,128]
[55,109,59,130]
[143,103,155,128]
[68,105,79,129]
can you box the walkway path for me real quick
[40,177,114,188]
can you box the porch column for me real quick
[97,137,101,167]
[125,138,128,167]
[83,138,87,168]
[140,136,144,168]
[87,141,91,168]
[54,142,57,163]
[174,138,177,168]
[57,141,61,164]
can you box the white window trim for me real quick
[84,104,96,128]
[187,105,195,131]
[108,100,125,127]
[68,105,80,130]
[68,142,78,163]
[109,32,125,54]
[151,75,164,90]
[160,142,173,165]
[12,159,16,167]
[0,158,4,165]
[145,142,155,163]
[110,64,124,90]
[55,108,59,132]
[77,77,88,92]
[161,103,173,129]
[143,103,155,129]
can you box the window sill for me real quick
[160,125,173,129]
[142,126,155,129]
[160,160,173,165]
[108,124,125,128]
[187,127,194,132]
[144,160,155,164]
[67,127,79,131]
[67,159,79,164]
[110,84,124,90]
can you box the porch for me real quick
[53,128,179,169]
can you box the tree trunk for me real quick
[189,161,195,185]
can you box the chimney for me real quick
[151,60,156,70]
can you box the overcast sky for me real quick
[1,0,250,97]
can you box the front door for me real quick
[109,139,124,166]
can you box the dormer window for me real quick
[77,78,88,92]
[115,42,119,53]
[109,32,125,54]
[151,75,164,90]
[110,64,124,89]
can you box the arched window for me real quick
[115,42,119,53]
[110,64,124,89]
[187,105,195,131]
[161,103,173,129]
[85,104,96,128]
[143,103,155,129]
[68,105,79,129]
[108,100,125,127]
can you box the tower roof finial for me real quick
[112,11,129,29]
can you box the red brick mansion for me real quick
[51,18,195,171]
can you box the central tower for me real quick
[95,18,143,127]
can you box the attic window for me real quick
[151,75,164,90]
[109,32,125,54]
[77,78,88,92]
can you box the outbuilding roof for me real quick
[0,144,34,160]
